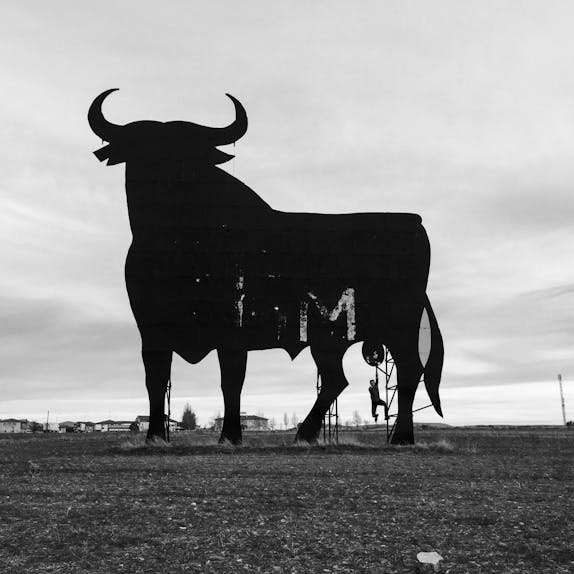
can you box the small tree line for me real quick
[186,408,370,430]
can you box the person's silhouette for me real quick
[369,379,388,422]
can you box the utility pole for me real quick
[558,374,567,426]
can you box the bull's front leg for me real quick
[296,344,349,443]
[143,348,173,442]
[217,347,247,445]
[390,359,422,445]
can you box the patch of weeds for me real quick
[466,442,480,454]
[331,434,365,447]
[0,438,19,446]
[396,439,456,453]
[430,439,455,453]
[119,435,171,451]
[292,440,313,449]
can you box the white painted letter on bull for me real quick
[234,274,245,327]
[299,287,356,342]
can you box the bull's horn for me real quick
[210,94,248,145]
[88,89,122,141]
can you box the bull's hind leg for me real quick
[143,349,173,442]
[217,347,247,445]
[390,345,423,445]
[296,343,349,443]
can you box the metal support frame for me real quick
[316,370,339,444]
[165,378,172,442]
[374,350,397,443]
[377,350,432,443]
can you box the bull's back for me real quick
[266,210,429,289]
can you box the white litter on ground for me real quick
[416,551,444,572]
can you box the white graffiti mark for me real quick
[299,287,356,342]
[234,275,245,327]
[277,310,287,340]
[299,301,309,341]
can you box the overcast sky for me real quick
[1,1,573,427]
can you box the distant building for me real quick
[107,421,133,432]
[95,419,146,432]
[59,421,76,433]
[135,415,150,432]
[135,416,179,433]
[0,419,29,433]
[94,420,116,432]
[0,417,182,434]
[213,414,269,432]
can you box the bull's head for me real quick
[88,89,248,166]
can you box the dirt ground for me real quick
[0,427,572,573]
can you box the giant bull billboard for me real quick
[89,89,444,445]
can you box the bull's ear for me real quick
[93,144,125,165]
[211,148,235,165]
[93,145,111,162]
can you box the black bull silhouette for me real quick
[88,89,444,445]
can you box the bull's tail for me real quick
[422,295,444,417]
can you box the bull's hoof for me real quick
[390,433,415,445]
[294,434,317,445]
[294,426,320,444]
[218,432,242,446]
[294,437,317,446]
[145,434,168,446]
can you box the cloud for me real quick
[0,294,140,399]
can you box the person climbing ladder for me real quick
[369,379,389,422]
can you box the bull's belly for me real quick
[125,274,305,356]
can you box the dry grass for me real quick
[0,427,572,573]
[119,435,171,451]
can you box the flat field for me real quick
[0,427,572,573]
